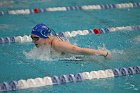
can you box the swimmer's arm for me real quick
[54,41,108,57]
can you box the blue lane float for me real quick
[0,2,140,15]
[0,25,140,44]
[0,66,139,92]
[0,37,16,44]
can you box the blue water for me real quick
[0,0,140,93]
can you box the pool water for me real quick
[0,0,140,93]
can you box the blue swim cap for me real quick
[31,24,51,38]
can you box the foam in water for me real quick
[111,48,140,62]
[24,43,132,62]
[110,49,127,61]
[111,49,125,55]
[0,24,10,29]
[24,45,53,61]
[24,45,84,61]
[134,35,140,42]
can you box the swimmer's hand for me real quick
[104,51,112,59]
[98,47,112,59]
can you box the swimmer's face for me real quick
[31,34,47,47]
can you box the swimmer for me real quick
[31,23,112,59]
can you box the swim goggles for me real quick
[31,35,40,41]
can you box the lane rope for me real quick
[0,2,140,15]
[0,25,140,44]
[0,66,139,92]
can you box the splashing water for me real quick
[134,35,140,42]
[24,45,84,61]
[24,44,137,63]
[24,45,54,61]
[23,44,114,62]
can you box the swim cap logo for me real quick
[40,26,50,38]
